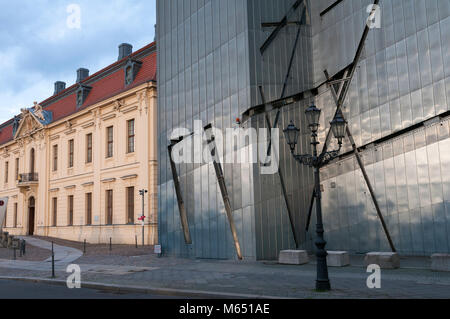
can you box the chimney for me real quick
[54,81,66,95]
[118,43,133,61]
[76,68,89,83]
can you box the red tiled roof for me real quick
[0,42,157,146]
[0,125,13,145]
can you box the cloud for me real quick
[0,0,156,125]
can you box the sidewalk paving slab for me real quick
[1,237,449,299]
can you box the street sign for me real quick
[154,245,161,254]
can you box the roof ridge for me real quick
[0,41,157,143]
[39,41,156,106]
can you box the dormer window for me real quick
[76,84,92,108]
[77,91,82,106]
[124,58,142,86]
[125,66,133,85]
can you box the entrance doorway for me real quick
[28,197,35,236]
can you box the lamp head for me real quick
[283,121,300,152]
[305,104,321,133]
[330,111,347,145]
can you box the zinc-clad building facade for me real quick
[157,0,450,260]
[312,0,450,256]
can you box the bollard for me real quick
[109,237,112,252]
[51,242,55,278]
[83,239,86,254]
[20,240,26,256]
[22,240,26,256]
[135,235,138,249]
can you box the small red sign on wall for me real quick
[0,201,4,206]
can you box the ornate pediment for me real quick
[14,109,44,140]
[13,102,53,140]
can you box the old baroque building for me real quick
[0,42,158,245]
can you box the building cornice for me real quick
[48,82,154,130]
[0,82,155,151]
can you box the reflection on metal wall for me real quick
[157,0,313,260]
[320,117,450,255]
[157,0,450,259]
[312,0,450,256]
[157,0,255,259]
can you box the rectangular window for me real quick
[127,187,135,224]
[15,158,19,180]
[86,133,93,163]
[68,195,74,226]
[106,190,113,225]
[52,197,58,226]
[127,119,135,153]
[53,145,58,171]
[4,161,8,183]
[68,139,74,168]
[106,126,114,158]
[85,193,92,225]
[13,203,17,228]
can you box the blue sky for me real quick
[0,0,156,125]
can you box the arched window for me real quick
[29,196,35,208]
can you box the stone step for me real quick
[278,250,309,265]
[431,254,450,272]
[365,252,400,269]
[327,251,350,267]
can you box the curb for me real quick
[0,276,288,299]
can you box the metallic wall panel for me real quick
[158,0,450,259]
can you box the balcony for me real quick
[17,173,39,187]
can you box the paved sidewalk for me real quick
[1,254,449,298]
[0,236,82,272]
[18,236,82,264]
[1,237,449,298]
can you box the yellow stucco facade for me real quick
[0,80,158,245]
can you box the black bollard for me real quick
[20,240,24,257]
[83,239,86,254]
[109,237,112,252]
[51,242,55,278]
[135,235,138,249]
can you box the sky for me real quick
[0,0,156,125]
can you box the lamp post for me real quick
[283,104,347,291]
[139,189,148,246]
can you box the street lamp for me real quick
[283,104,347,291]
[139,189,148,246]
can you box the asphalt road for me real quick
[0,279,184,299]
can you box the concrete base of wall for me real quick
[365,252,400,269]
[278,250,309,265]
[6,224,158,246]
[327,251,350,267]
[431,254,450,272]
